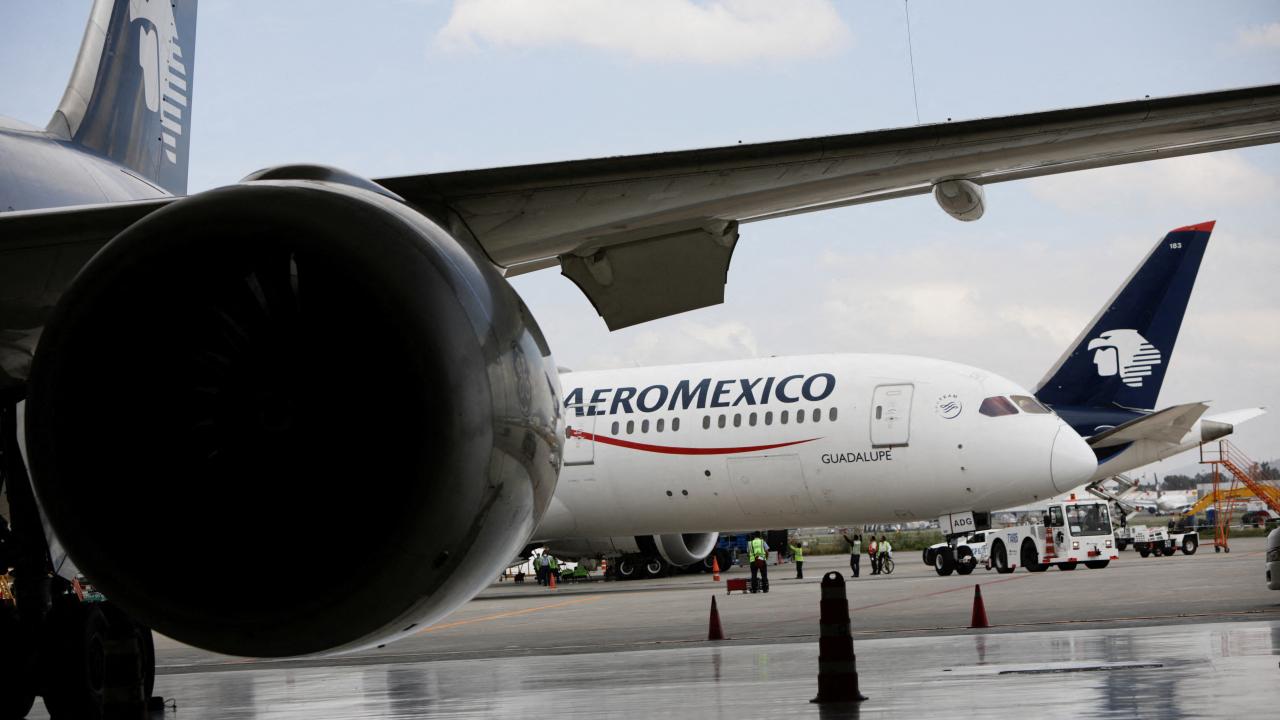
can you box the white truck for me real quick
[1113,524,1199,556]
[926,530,996,576]
[983,500,1119,573]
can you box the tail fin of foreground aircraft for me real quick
[1035,222,1214,411]
[46,0,198,195]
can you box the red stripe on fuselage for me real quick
[567,428,820,455]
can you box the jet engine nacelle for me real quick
[544,532,719,567]
[653,532,720,566]
[26,171,564,657]
[932,178,986,221]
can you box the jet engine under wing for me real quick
[1087,402,1209,449]
[378,84,1280,329]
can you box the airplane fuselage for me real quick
[535,354,1095,539]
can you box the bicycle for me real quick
[880,555,895,575]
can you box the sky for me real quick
[1,0,1278,474]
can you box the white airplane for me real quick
[536,353,1097,567]
[1118,487,1196,515]
[536,223,1263,569]
[3,1,1280,714]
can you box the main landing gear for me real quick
[1,396,159,719]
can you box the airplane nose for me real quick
[1050,426,1096,493]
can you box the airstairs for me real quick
[1199,440,1280,552]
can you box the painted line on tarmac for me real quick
[417,595,604,634]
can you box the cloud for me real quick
[1027,152,1280,214]
[435,0,851,64]
[581,319,759,369]
[1237,22,1280,49]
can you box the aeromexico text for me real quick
[564,373,836,416]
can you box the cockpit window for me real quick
[1011,395,1051,414]
[979,396,1019,417]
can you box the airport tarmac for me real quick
[29,537,1280,718]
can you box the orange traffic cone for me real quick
[708,596,725,640]
[549,570,557,590]
[969,584,989,628]
[712,556,721,582]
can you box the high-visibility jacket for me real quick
[789,544,804,562]
[549,556,559,570]
[749,537,767,562]
[879,541,892,555]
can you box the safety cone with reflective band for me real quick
[811,571,867,704]
[1043,527,1056,560]
[712,556,721,582]
[708,596,725,641]
[969,584,990,629]
[549,570,557,590]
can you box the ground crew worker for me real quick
[841,531,861,577]
[548,554,559,584]
[789,539,805,579]
[868,536,879,574]
[537,552,551,585]
[879,536,892,572]
[748,531,770,593]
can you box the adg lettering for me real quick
[563,373,835,416]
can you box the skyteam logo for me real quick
[1087,329,1162,388]
[129,0,188,165]
[935,393,962,419]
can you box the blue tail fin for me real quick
[46,0,198,195]
[1035,222,1214,411]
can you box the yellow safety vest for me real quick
[790,544,804,562]
[749,537,767,561]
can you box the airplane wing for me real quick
[5,84,1280,330]
[1087,402,1210,449]
[378,84,1280,328]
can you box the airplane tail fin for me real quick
[1035,222,1214,411]
[46,0,198,195]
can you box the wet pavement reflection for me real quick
[27,620,1280,718]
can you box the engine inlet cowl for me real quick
[26,178,564,656]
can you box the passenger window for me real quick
[765,411,773,425]
[830,407,838,422]
[656,418,665,432]
[812,409,820,423]
[797,409,805,424]
[718,415,726,429]
[979,396,1019,417]
[641,419,649,433]
[673,418,680,432]
[875,406,882,420]
[749,412,757,427]
[626,420,635,434]
[703,416,710,430]
[1011,395,1051,414]
[733,414,741,428]
[781,410,789,424]
[611,421,619,435]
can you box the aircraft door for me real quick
[870,384,913,447]
[564,411,595,466]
